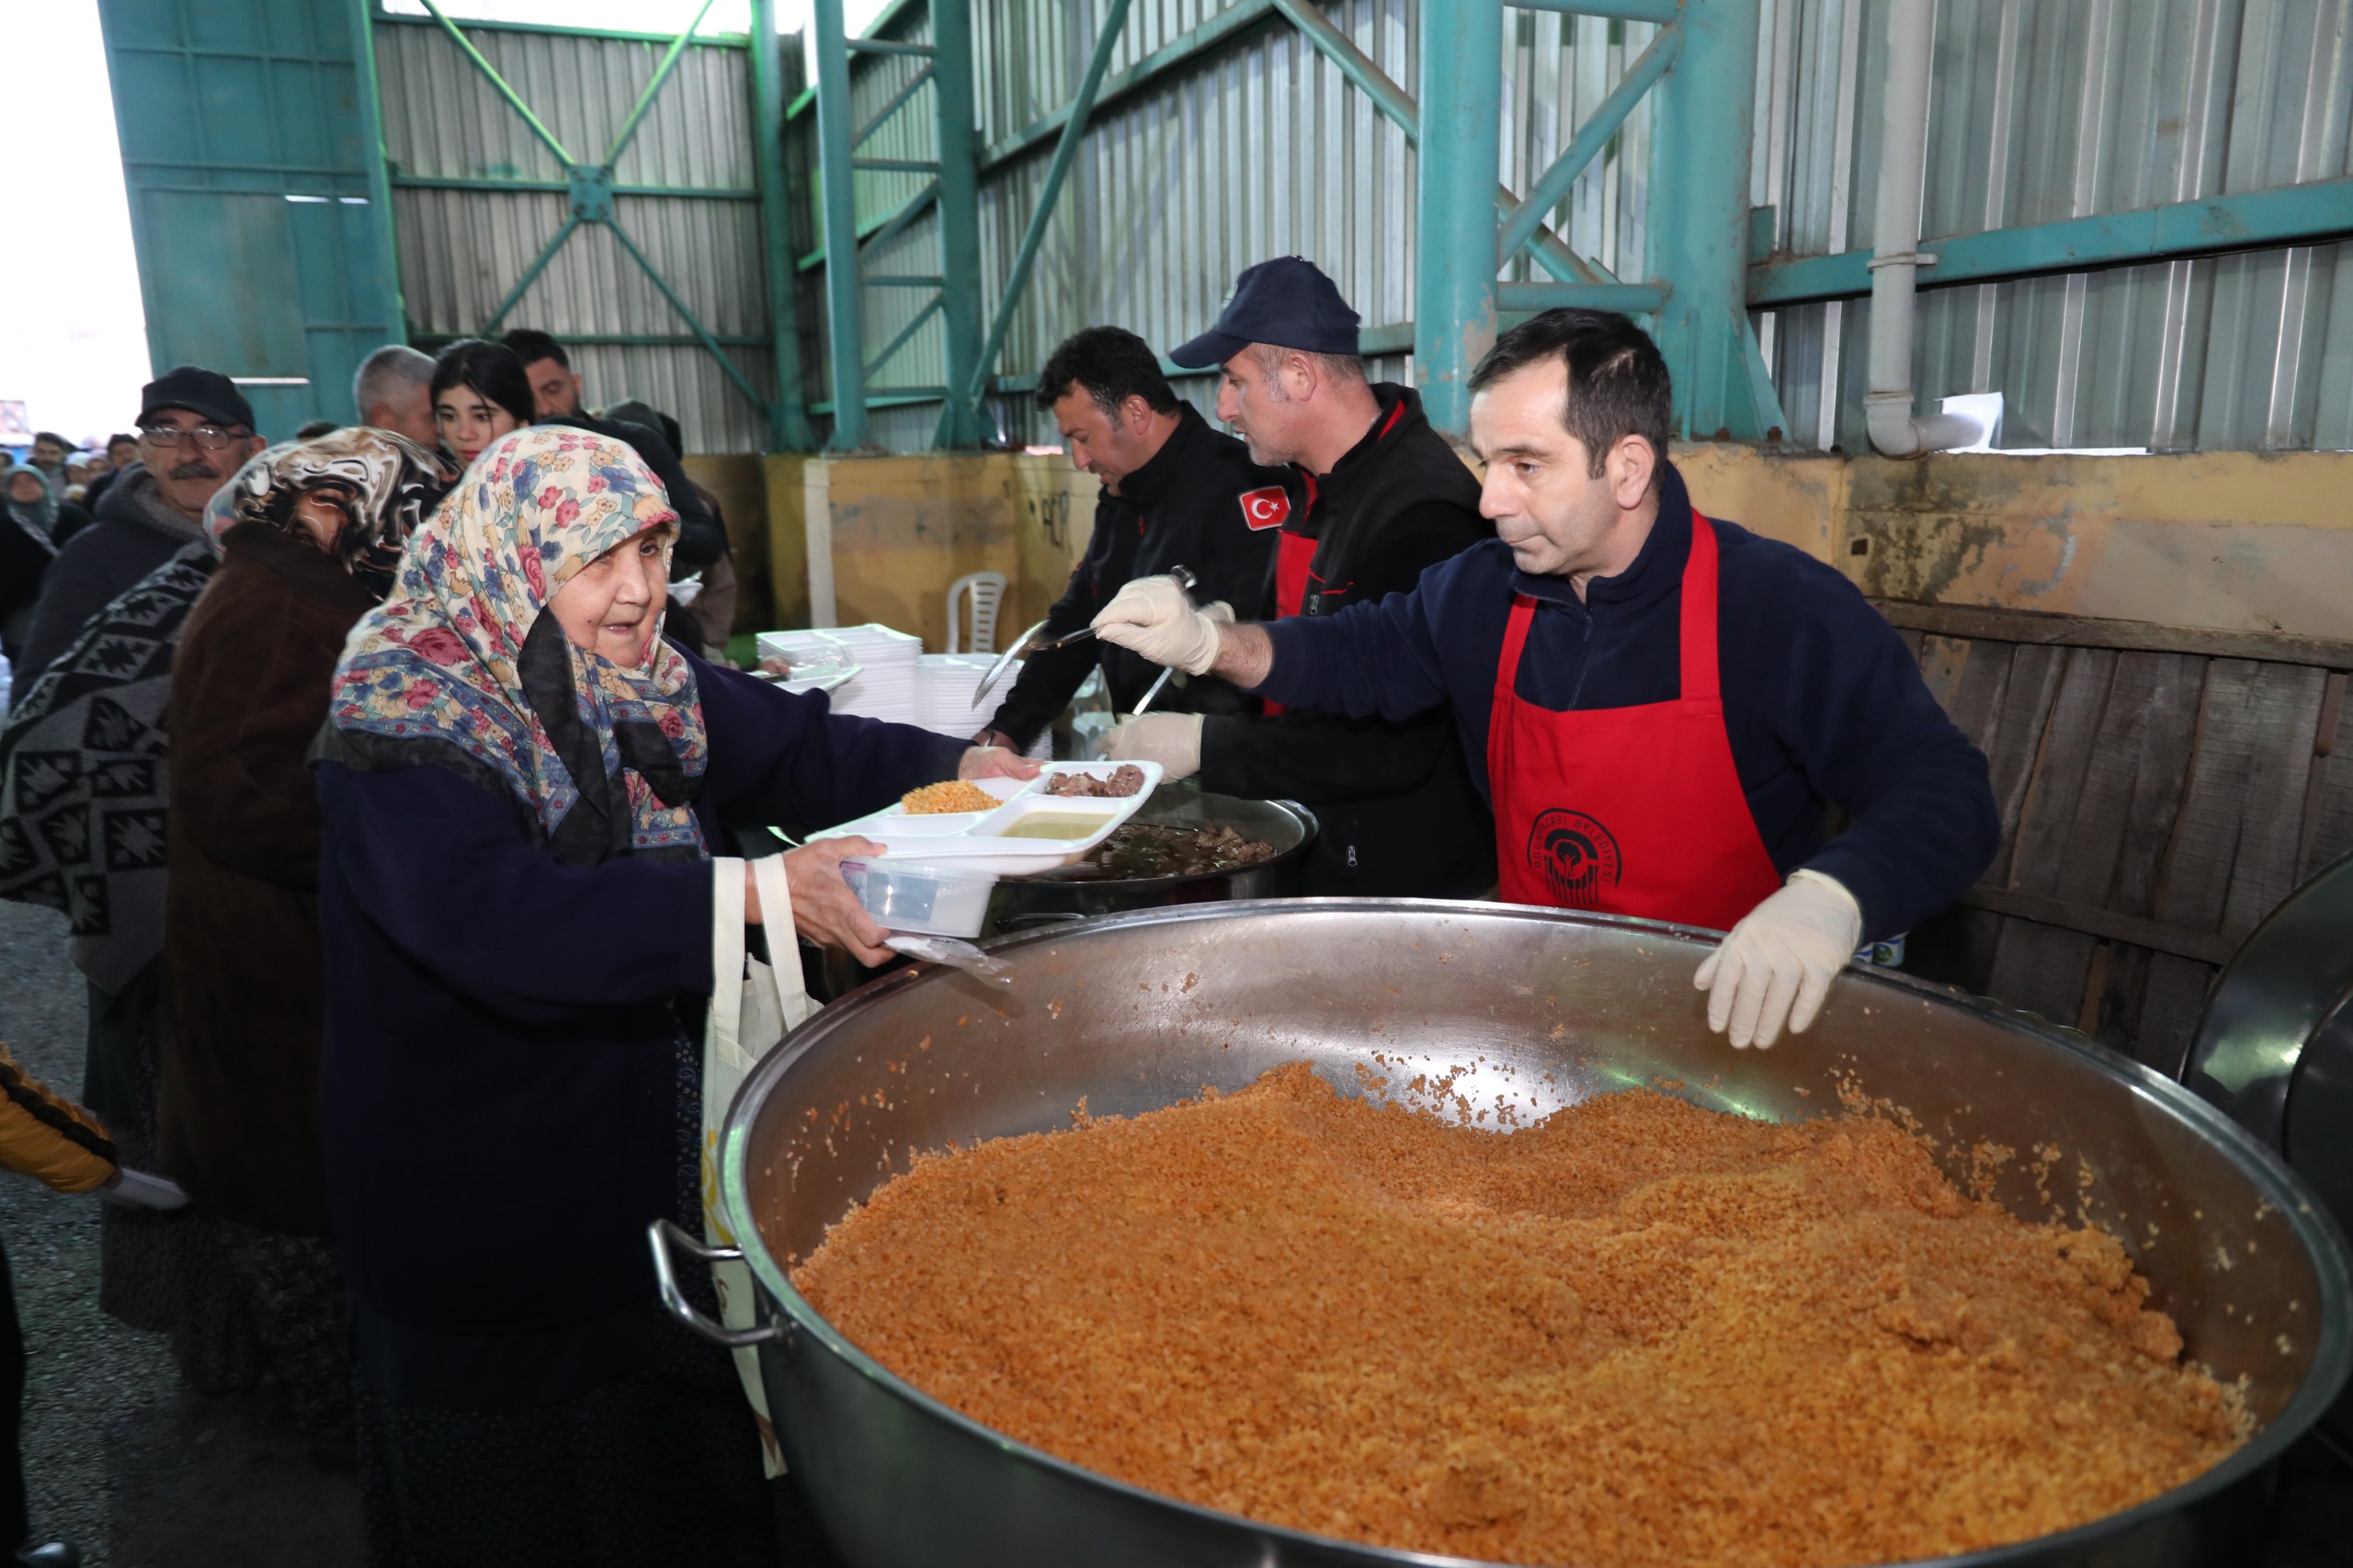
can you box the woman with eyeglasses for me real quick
[427,339,535,473]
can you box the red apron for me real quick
[1486,512,1781,931]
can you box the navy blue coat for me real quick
[1255,463,2000,940]
[315,650,961,1373]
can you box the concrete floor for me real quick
[0,900,361,1567]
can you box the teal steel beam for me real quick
[1644,0,1778,439]
[931,0,989,448]
[1497,282,1668,312]
[481,212,581,336]
[607,218,773,415]
[1270,0,1612,288]
[1496,22,1681,264]
[867,296,945,377]
[373,12,745,51]
[797,181,938,272]
[749,0,816,450]
[810,388,948,415]
[417,0,573,166]
[1748,174,2353,307]
[865,274,948,287]
[1415,0,1503,435]
[851,158,941,173]
[847,39,932,57]
[1508,0,1682,21]
[603,0,719,168]
[390,176,759,199]
[853,63,933,147]
[351,0,407,358]
[965,0,1135,408]
[812,0,868,449]
[982,0,1279,169]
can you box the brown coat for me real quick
[160,521,377,1234]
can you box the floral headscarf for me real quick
[6,465,59,553]
[323,426,706,864]
[204,430,453,597]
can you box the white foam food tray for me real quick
[808,761,1162,875]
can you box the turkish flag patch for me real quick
[1239,485,1290,530]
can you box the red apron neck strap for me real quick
[1679,511,1721,702]
[1499,591,1540,670]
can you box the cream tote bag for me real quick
[702,853,812,1477]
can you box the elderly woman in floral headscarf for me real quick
[311,426,1029,1565]
[159,428,454,1468]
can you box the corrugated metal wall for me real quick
[375,18,775,452]
[1755,0,2353,453]
[369,3,2347,455]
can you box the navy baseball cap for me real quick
[1170,256,1361,369]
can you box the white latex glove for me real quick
[99,1168,190,1210]
[1691,870,1863,1049]
[1091,575,1231,676]
[1104,712,1204,779]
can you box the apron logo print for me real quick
[1528,809,1622,905]
[1239,486,1290,530]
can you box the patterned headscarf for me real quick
[5,465,59,553]
[204,430,453,597]
[323,426,706,865]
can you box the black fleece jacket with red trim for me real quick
[1199,384,1496,897]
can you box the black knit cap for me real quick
[138,365,256,431]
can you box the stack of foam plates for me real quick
[915,653,995,738]
[824,623,923,723]
[751,630,861,698]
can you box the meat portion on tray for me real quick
[1044,764,1148,799]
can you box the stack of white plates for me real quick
[916,653,995,738]
[824,624,923,723]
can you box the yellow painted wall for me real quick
[764,442,2353,648]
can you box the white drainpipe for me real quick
[1864,0,1980,457]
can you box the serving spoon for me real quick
[970,565,1198,710]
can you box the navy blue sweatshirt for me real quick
[1256,463,1999,940]
[314,648,962,1386]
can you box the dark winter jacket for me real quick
[1256,462,2002,940]
[159,521,381,1235]
[983,404,1294,748]
[314,653,961,1401]
[17,465,206,686]
[1198,384,1496,897]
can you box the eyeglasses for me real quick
[140,425,248,451]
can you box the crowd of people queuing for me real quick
[0,327,1034,1566]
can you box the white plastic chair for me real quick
[946,571,1007,654]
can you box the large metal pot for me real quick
[660,901,2353,1567]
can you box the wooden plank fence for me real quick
[1881,601,2353,1077]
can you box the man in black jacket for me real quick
[17,368,264,686]
[1102,257,1495,897]
[973,327,1292,753]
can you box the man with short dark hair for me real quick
[17,368,265,684]
[972,325,1292,752]
[497,328,723,567]
[26,434,73,494]
[502,328,583,420]
[1100,256,1497,899]
[1098,308,2001,1051]
[76,434,144,516]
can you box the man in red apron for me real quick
[1095,309,1999,1050]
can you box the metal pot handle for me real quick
[648,1219,785,1348]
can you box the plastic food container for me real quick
[838,858,998,938]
